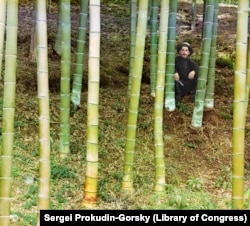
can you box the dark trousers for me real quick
[175,80,197,102]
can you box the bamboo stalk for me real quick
[164,0,177,111]
[153,0,169,197]
[59,0,71,157]
[191,0,215,127]
[127,0,137,96]
[82,0,100,208]
[54,0,62,55]
[122,0,149,196]
[232,0,248,210]
[36,0,51,224]
[0,0,6,79]
[204,0,219,108]
[0,1,18,225]
[71,0,89,107]
[191,0,196,31]
[149,0,159,97]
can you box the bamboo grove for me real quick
[0,0,249,225]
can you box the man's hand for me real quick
[188,70,195,79]
[174,72,180,81]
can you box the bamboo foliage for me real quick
[153,0,169,197]
[82,0,100,208]
[127,0,137,96]
[0,0,18,225]
[204,0,218,108]
[191,0,215,128]
[59,0,71,157]
[36,0,51,224]
[164,0,177,111]
[122,0,149,195]
[149,0,159,97]
[0,0,6,79]
[232,0,248,210]
[71,0,89,107]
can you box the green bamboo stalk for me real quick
[71,0,89,107]
[0,0,18,225]
[164,0,177,111]
[127,0,137,96]
[191,0,196,31]
[54,0,62,55]
[232,0,248,210]
[36,0,51,224]
[153,0,169,197]
[149,0,158,97]
[82,0,100,208]
[59,0,71,157]
[204,0,218,108]
[122,0,148,196]
[0,0,6,79]
[201,0,206,39]
[191,0,214,128]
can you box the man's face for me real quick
[179,46,190,58]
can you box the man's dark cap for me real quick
[176,42,193,55]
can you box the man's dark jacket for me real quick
[175,55,199,95]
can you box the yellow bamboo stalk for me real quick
[127,0,137,96]
[0,0,6,79]
[122,0,148,196]
[246,39,250,209]
[153,0,169,197]
[82,0,100,208]
[232,0,248,209]
[0,1,18,225]
[245,35,250,116]
[36,0,51,224]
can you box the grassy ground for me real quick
[0,1,250,225]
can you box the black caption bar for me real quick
[40,210,249,225]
